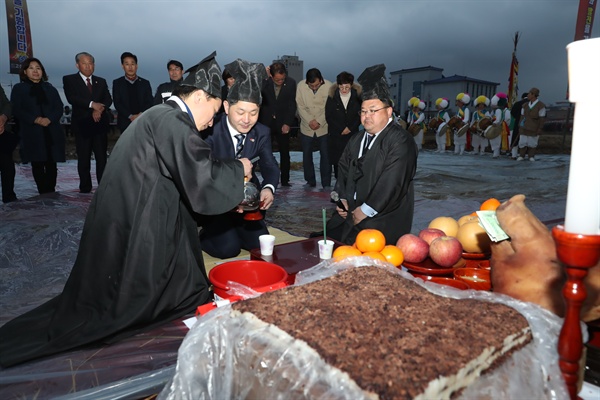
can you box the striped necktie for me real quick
[86,78,92,93]
[234,134,244,159]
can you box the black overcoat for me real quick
[327,120,418,245]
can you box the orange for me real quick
[380,245,404,267]
[480,198,501,211]
[332,245,363,260]
[361,251,388,263]
[355,229,386,253]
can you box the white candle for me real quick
[564,38,600,235]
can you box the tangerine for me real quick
[380,245,404,267]
[355,229,386,253]
[480,198,501,211]
[361,251,388,262]
[332,245,363,260]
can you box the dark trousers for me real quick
[274,131,290,184]
[200,213,269,259]
[301,132,331,187]
[0,152,16,202]
[31,161,57,194]
[75,133,107,192]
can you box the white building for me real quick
[389,66,499,116]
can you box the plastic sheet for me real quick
[159,258,571,400]
[1,152,573,398]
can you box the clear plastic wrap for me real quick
[159,257,572,399]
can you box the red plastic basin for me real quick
[209,260,288,300]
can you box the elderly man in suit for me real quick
[200,59,280,259]
[258,62,297,187]
[112,52,153,134]
[63,52,113,193]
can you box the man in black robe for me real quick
[0,52,253,367]
[326,64,418,245]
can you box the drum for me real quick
[437,122,450,137]
[397,118,407,130]
[428,118,441,131]
[456,123,469,137]
[447,116,464,129]
[485,124,502,139]
[408,123,421,136]
[478,117,493,131]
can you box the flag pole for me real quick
[507,32,520,108]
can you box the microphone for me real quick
[330,191,347,212]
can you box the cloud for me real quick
[0,0,598,106]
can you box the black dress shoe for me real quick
[80,189,92,194]
[281,182,291,187]
[309,231,324,238]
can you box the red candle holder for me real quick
[552,225,600,399]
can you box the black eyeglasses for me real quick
[359,107,389,116]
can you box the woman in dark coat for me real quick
[325,71,362,178]
[11,57,65,194]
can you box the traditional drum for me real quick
[447,115,464,129]
[478,117,493,131]
[428,118,441,131]
[485,124,502,139]
[437,122,451,137]
[408,123,421,136]
[397,118,407,130]
[456,123,469,137]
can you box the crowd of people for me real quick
[402,88,546,160]
[0,49,561,369]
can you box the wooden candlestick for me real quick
[552,225,600,399]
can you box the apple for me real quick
[395,234,429,263]
[429,236,463,267]
[418,228,445,245]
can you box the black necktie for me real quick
[363,134,374,155]
[86,77,92,93]
[234,134,244,159]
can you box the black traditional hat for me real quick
[181,51,222,98]
[358,64,391,104]
[224,59,268,105]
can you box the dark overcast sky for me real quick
[1,0,598,106]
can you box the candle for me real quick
[564,38,600,235]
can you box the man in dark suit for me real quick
[258,62,296,186]
[201,59,280,259]
[63,52,113,193]
[112,52,153,134]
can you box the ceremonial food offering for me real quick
[231,266,531,399]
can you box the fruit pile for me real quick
[331,198,501,269]
[332,229,405,267]
[396,198,501,267]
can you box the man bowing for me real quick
[200,59,280,259]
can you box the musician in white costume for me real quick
[453,93,470,155]
[471,95,490,155]
[433,97,451,153]
[489,93,511,158]
[407,97,425,151]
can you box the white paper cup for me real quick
[318,239,334,259]
[259,234,275,256]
